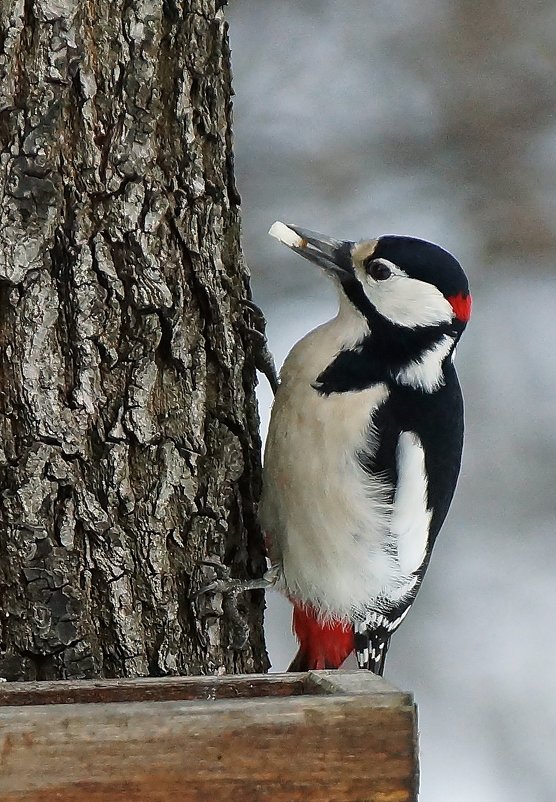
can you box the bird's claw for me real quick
[197,578,244,597]
[196,560,280,599]
[241,298,267,326]
[196,559,235,598]
[195,560,279,652]
[240,298,279,394]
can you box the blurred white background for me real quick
[228,3,556,801]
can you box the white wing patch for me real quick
[391,431,432,576]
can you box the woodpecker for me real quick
[257,221,472,676]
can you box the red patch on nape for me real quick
[291,602,354,670]
[447,292,472,322]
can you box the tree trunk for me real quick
[0,0,268,680]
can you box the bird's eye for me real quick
[365,259,392,281]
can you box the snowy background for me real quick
[227,3,556,801]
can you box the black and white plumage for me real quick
[260,222,471,675]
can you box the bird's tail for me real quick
[287,647,313,672]
[287,602,354,671]
[354,626,391,676]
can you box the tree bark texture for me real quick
[0,0,269,680]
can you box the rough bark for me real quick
[0,0,268,680]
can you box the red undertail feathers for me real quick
[288,602,354,671]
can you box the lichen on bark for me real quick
[0,0,268,680]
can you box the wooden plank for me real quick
[305,668,405,696]
[0,673,308,706]
[0,671,418,802]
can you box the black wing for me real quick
[355,362,464,674]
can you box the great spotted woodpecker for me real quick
[258,222,471,675]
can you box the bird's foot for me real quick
[196,560,280,651]
[241,298,279,394]
[197,559,280,597]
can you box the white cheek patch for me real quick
[360,263,454,328]
[390,431,431,576]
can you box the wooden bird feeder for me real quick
[0,671,418,801]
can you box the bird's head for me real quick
[269,222,471,338]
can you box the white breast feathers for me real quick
[260,300,420,618]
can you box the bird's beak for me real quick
[269,221,354,281]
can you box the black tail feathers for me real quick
[287,648,309,672]
[354,629,391,676]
